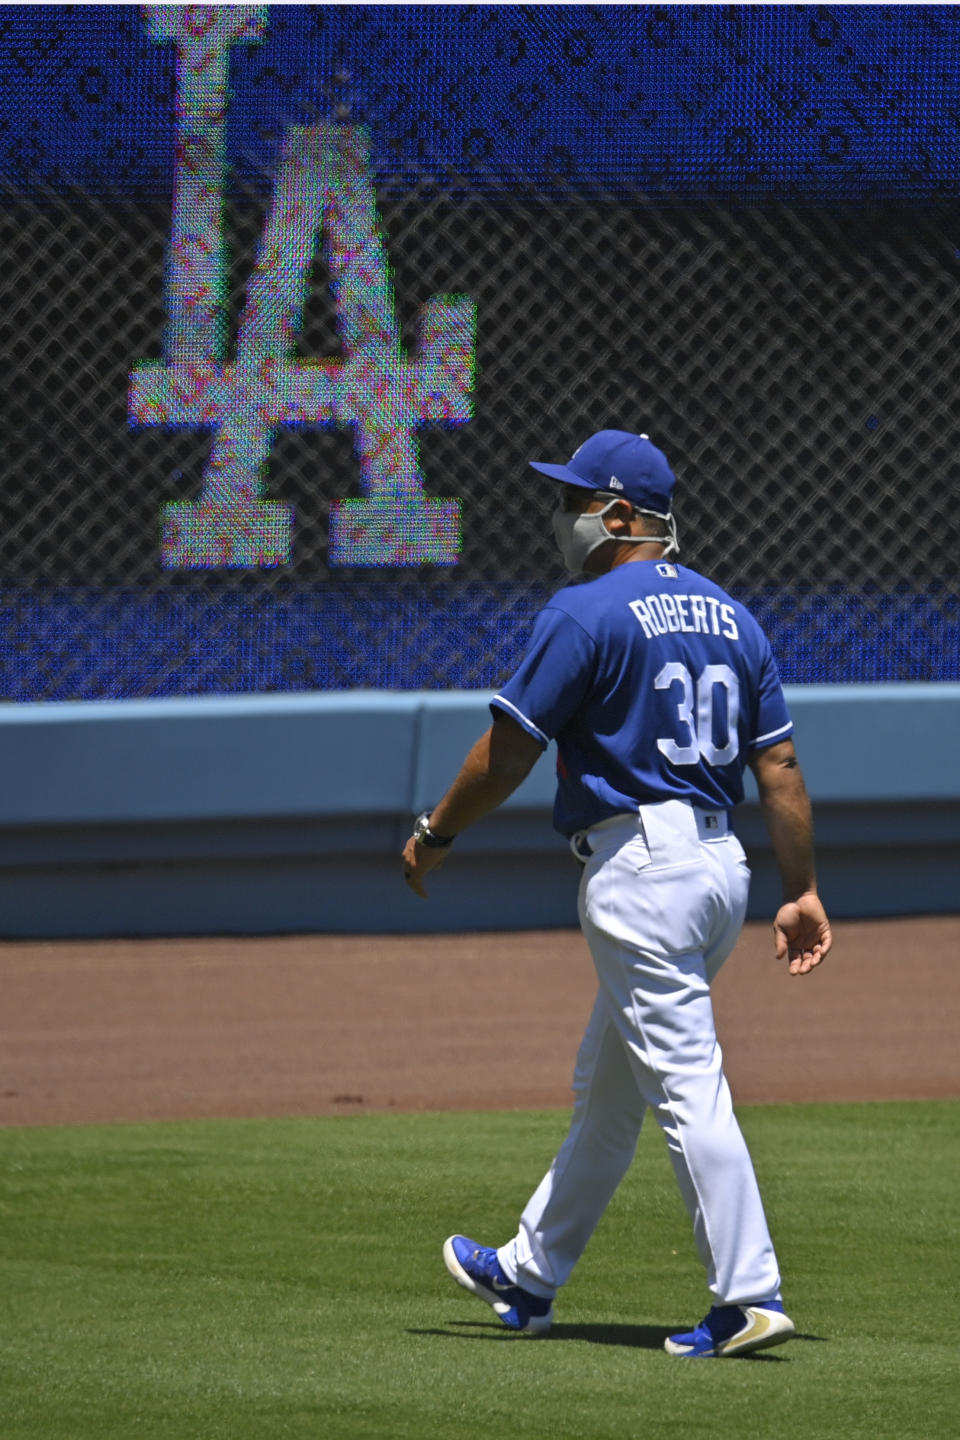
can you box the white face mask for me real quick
[552,500,679,576]
[552,499,620,575]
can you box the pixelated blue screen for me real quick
[5,4,960,205]
[1,5,958,695]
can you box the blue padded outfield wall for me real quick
[1,5,959,700]
[0,686,958,938]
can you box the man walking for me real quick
[401,429,832,1359]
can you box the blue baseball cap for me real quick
[529,429,676,514]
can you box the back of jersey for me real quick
[491,560,792,835]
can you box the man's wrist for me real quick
[413,811,456,848]
[781,883,818,903]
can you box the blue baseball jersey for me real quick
[491,561,792,836]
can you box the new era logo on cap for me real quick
[528,429,676,515]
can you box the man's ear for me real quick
[606,500,636,534]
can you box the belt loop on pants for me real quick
[569,812,644,864]
[570,803,729,865]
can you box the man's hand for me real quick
[401,834,449,899]
[773,891,833,976]
[751,741,832,976]
[399,714,542,900]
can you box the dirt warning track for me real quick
[0,916,957,1127]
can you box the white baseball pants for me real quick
[498,801,782,1308]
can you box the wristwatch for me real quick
[413,811,456,848]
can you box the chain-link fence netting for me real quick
[2,5,959,698]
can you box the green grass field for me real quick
[1,1102,957,1440]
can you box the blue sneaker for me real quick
[442,1235,554,1335]
[664,1300,795,1358]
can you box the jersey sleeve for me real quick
[490,606,597,748]
[750,640,793,750]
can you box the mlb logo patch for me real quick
[704,814,719,830]
[656,563,678,579]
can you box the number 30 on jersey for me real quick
[654,663,740,767]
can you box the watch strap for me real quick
[414,811,455,848]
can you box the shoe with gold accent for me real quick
[664,1300,795,1357]
[442,1235,554,1334]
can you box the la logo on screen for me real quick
[128,5,476,571]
